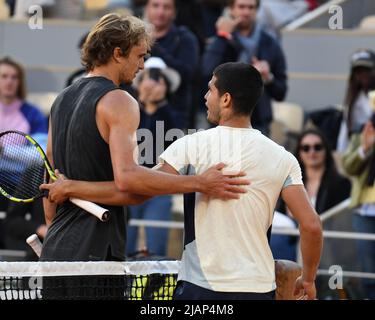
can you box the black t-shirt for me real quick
[41,76,126,261]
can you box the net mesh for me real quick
[0,261,180,300]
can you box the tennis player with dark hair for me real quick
[159,62,322,300]
[41,14,249,262]
[44,61,322,299]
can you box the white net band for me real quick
[0,261,181,277]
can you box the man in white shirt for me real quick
[158,62,322,300]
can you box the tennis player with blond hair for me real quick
[41,14,249,262]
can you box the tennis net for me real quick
[0,260,180,300]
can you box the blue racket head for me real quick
[0,130,54,202]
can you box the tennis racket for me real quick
[0,130,110,221]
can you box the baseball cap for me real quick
[351,49,375,69]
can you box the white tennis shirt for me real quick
[159,126,303,292]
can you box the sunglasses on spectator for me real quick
[300,144,324,152]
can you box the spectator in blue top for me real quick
[0,57,48,134]
[144,0,199,129]
[202,0,287,136]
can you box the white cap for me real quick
[134,57,181,93]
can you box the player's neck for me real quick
[219,116,251,129]
[87,66,120,86]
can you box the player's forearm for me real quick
[116,165,201,195]
[43,198,56,226]
[299,217,323,283]
[64,180,151,206]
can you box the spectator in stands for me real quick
[337,49,375,152]
[295,129,351,214]
[132,0,215,48]
[342,119,375,299]
[0,56,47,250]
[144,0,199,129]
[127,57,179,256]
[272,129,351,261]
[277,129,351,214]
[0,57,48,134]
[202,0,288,136]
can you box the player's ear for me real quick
[113,47,123,63]
[221,92,232,109]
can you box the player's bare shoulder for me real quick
[95,88,140,143]
[98,89,138,112]
[97,88,139,122]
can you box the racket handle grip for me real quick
[69,198,110,222]
[26,234,42,258]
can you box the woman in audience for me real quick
[0,56,48,135]
[272,129,351,262]
[277,129,351,216]
[296,129,351,213]
[0,57,48,249]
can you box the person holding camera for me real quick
[337,49,375,152]
[342,115,375,299]
[201,0,287,136]
[126,57,180,256]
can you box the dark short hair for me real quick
[213,62,263,117]
[81,14,152,71]
[0,56,26,100]
[227,0,261,8]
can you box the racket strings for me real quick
[0,169,43,199]
[0,132,46,200]
[0,143,44,199]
